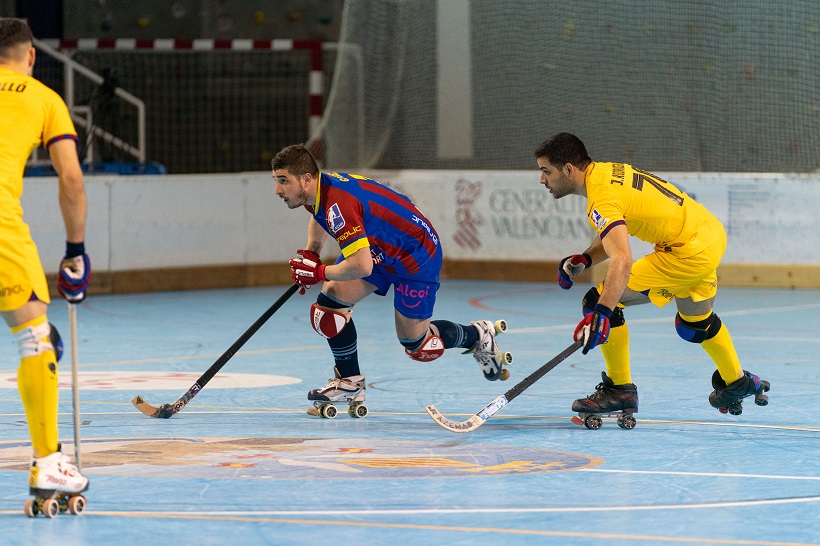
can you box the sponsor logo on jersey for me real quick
[337,225,362,242]
[590,209,608,231]
[0,283,23,298]
[327,203,345,233]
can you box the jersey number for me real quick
[631,170,684,206]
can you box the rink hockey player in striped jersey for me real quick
[272,144,512,418]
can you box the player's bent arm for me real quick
[325,246,373,281]
[305,216,329,255]
[581,236,608,266]
[598,224,632,310]
[48,139,86,243]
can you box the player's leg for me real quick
[571,283,639,413]
[675,295,769,410]
[307,278,376,404]
[3,301,88,495]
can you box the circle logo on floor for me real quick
[0,437,602,478]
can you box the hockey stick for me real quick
[68,303,82,469]
[131,283,300,418]
[425,338,583,433]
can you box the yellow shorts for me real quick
[626,231,727,308]
[0,217,51,312]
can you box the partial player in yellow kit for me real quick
[0,19,90,496]
[535,132,769,418]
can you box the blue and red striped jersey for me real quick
[308,171,440,277]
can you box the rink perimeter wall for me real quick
[21,170,820,295]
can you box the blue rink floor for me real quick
[0,280,818,545]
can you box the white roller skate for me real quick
[466,320,513,381]
[307,367,368,419]
[25,447,89,518]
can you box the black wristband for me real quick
[582,253,592,268]
[65,241,85,258]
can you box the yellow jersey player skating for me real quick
[534,133,769,428]
[0,19,91,510]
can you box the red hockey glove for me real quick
[574,304,612,355]
[289,250,326,294]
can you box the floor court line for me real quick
[0,510,815,546]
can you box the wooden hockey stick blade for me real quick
[131,395,176,419]
[425,339,584,433]
[131,284,300,419]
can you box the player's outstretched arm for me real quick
[49,139,90,303]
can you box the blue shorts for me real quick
[359,253,441,320]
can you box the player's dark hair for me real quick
[271,144,319,177]
[0,19,33,62]
[534,133,591,170]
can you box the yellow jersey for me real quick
[584,162,724,258]
[0,67,76,310]
[0,66,77,222]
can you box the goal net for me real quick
[313,0,820,172]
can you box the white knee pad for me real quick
[310,302,351,339]
[14,321,56,359]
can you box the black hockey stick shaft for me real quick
[197,283,300,387]
[504,338,584,402]
[132,283,299,417]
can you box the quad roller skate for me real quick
[466,320,513,381]
[24,448,88,518]
[570,371,639,430]
[709,370,770,415]
[307,368,368,419]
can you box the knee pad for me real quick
[310,303,350,339]
[582,287,625,327]
[13,321,63,361]
[675,312,722,343]
[404,326,444,362]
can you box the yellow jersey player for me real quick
[0,19,90,501]
[534,133,769,424]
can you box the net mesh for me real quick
[33,48,331,174]
[314,0,820,172]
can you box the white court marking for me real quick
[0,372,301,390]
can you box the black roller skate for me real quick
[709,370,770,415]
[571,371,639,430]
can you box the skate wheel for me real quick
[754,393,769,406]
[349,403,368,418]
[321,404,337,419]
[584,415,602,430]
[67,495,86,515]
[499,369,511,381]
[42,498,59,518]
[728,403,743,416]
[619,415,637,430]
[503,352,513,365]
[24,499,38,517]
[494,320,507,334]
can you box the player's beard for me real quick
[287,188,310,209]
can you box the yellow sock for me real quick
[679,311,743,385]
[601,323,631,385]
[13,316,59,459]
[702,324,743,384]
